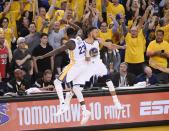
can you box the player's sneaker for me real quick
[80,110,91,126]
[54,103,69,117]
[114,102,124,110]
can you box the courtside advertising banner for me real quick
[0,92,169,130]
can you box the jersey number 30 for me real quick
[79,45,86,55]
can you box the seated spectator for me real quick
[35,69,54,91]
[102,43,121,73]
[12,37,33,84]
[111,62,136,87]
[136,66,158,85]
[6,69,29,96]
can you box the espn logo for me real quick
[140,100,169,116]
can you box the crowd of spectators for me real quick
[0,0,169,96]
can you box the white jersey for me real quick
[75,40,108,83]
[58,36,88,84]
[69,36,86,63]
[83,40,101,62]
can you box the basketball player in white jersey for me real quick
[78,27,124,109]
[62,28,125,126]
[36,27,91,125]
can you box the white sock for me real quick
[106,81,115,92]
[112,95,120,104]
[73,85,84,102]
[81,105,87,111]
[73,85,87,111]
[54,79,64,104]
[65,91,74,105]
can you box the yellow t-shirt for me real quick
[147,40,169,68]
[49,0,67,8]
[75,0,86,21]
[3,28,13,48]
[96,0,102,13]
[128,20,133,29]
[55,10,65,21]
[5,11,18,37]
[125,30,146,63]
[24,3,32,11]
[157,24,169,43]
[99,29,113,49]
[36,16,49,33]
[68,0,76,9]
[106,2,125,24]
[10,1,20,12]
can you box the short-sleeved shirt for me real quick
[99,29,113,49]
[32,44,53,73]
[147,40,169,68]
[13,49,31,72]
[48,29,65,49]
[157,24,169,43]
[125,30,146,63]
[106,2,125,24]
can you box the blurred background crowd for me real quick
[0,0,169,96]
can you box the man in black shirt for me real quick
[32,33,54,77]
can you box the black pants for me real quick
[151,67,169,84]
[127,62,144,76]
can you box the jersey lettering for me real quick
[78,44,86,55]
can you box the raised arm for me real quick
[48,14,58,33]
[46,0,56,19]
[126,0,131,11]
[141,0,146,10]
[98,39,125,50]
[36,40,75,60]
[84,0,90,13]
[137,5,152,30]
[2,1,11,16]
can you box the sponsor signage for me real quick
[0,92,169,131]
